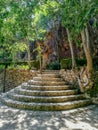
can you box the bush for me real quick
[31,60,40,69]
[47,61,60,70]
[60,58,72,69]
[93,58,98,70]
[0,60,40,70]
[76,59,87,66]
[0,65,5,69]
[86,72,98,97]
[8,65,30,70]
[60,58,87,70]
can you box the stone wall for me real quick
[59,69,77,85]
[60,69,98,100]
[0,69,37,93]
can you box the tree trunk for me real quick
[26,40,31,69]
[85,25,93,54]
[66,28,76,69]
[77,28,94,93]
[81,28,93,74]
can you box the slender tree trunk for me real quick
[78,28,94,93]
[66,28,76,69]
[3,64,7,93]
[76,28,94,93]
[85,25,93,54]
[88,24,94,55]
[81,28,93,74]
[26,40,31,69]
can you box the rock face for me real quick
[37,26,81,69]
[0,70,91,111]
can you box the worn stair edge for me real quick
[14,88,78,96]
[1,97,91,111]
[33,77,63,81]
[28,80,65,86]
[40,72,59,75]
[37,74,60,78]
[21,85,73,91]
[7,93,85,103]
[37,70,59,73]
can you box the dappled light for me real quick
[0,102,98,130]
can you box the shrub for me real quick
[31,60,40,70]
[60,58,87,70]
[93,58,98,71]
[12,65,30,70]
[0,60,40,70]
[76,59,87,66]
[47,61,60,70]
[60,58,72,69]
[0,65,5,69]
[86,72,98,97]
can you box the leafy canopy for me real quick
[0,0,98,61]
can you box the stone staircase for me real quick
[0,70,91,111]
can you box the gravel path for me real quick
[0,102,98,130]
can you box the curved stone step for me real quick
[21,85,72,91]
[40,70,59,74]
[33,77,63,81]
[14,88,78,96]
[1,97,91,111]
[28,80,65,86]
[37,74,60,78]
[0,69,92,111]
[7,93,85,103]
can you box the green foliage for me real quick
[93,58,98,70]
[76,59,87,66]
[61,0,98,38]
[33,45,42,60]
[0,60,40,70]
[31,60,40,70]
[47,61,60,70]
[0,65,5,69]
[60,58,72,69]
[0,42,27,63]
[60,58,87,69]
[10,42,27,62]
[86,72,98,97]
[0,0,39,64]
[0,0,98,42]
[8,65,30,70]
[0,0,98,70]
[33,44,42,70]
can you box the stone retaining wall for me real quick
[59,69,98,100]
[59,69,77,85]
[0,69,37,92]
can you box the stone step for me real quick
[0,70,92,111]
[28,80,65,86]
[40,70,59,74]
[33,77,63,81]
[21,84,72,91]
[14,88,78,96]
[37,74,60,78]
[7,93,85,103]
[1,97,91,111]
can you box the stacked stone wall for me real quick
[0,69,37,93]
[59,69,77,85]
